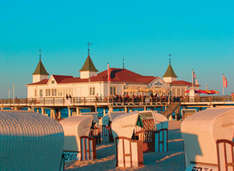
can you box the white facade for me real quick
[80,71,97,79]
[163,77,176,83]
[32,74,48,83]
[27,79,150,99]
[27,75,195,99]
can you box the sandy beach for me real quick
[65,120,185,171]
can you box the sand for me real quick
[65,120,185,171]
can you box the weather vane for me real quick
[39,49,42,61]
[123,56,125,70]
[168,53,172,64]
[88,42,92,56]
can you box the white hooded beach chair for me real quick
[60,115,96,160]
[0,111,64,171]
[134,111,168,153]
[111,112,144,168]
[181,107,234,171]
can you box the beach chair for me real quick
[216,139,234,171]
[111,112,144,168]
[0,111,64,171]
[181,107,234,171]
[135,111,168,153]
[60,115,97,161]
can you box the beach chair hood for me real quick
[181,107,234,168]
[111,112,139,139]
[60,115,93,152]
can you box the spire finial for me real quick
[123,56,125,70]
[39,49,42,61]
[168,53,172,65]
[88,42,91,56]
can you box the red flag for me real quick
[193,71,196,79]
[107,64,111,81]
[222,75,227,88]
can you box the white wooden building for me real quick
[26,52,198,99]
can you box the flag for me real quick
[222,74,227,88]
[107,63,111,81]
[193,71,196,79]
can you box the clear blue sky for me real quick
[0,0,234,98]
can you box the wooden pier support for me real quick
[108,106,113,114]
[68,107,71,117]
[41,107,45,115]
[58,110,61,120]
[103,108,106,116]
[124,107,128,113]
[76,107,80,115]
[50,109,56,120]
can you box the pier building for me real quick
[26,51,198,100]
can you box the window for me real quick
[89,87,95,96]
[34,89,37,97]
[110,87,116,95]
[52,89,57,96]
[182,88,185,96]
[58,89,63,97]
[39,89,43,97]
[46,89,50,96]
[177,88,181,97]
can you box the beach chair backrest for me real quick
[216,139,234,171]
[80,136,96,160]
[136,130,155,153]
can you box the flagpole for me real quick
[12,84,15,104]
[107,63,110,104]
[192,70,194,88]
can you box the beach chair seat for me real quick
[115,137,143,168]
[80,136,96,160]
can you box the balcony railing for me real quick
[0,95,233,106]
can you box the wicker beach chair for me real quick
[0,111,64,171]
[60,115,96,161]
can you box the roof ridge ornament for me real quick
[39,49,42,61]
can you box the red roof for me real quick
[27,79,49,85]
[53,75,74,83]
[171,80,199,86]
[27,68,157,85]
